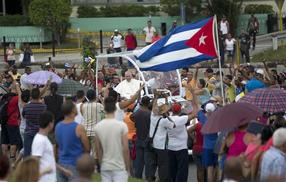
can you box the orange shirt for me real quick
[124,112,136,140]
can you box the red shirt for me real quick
[7,96,20,126]
[125,34,137,50]
[193,123,203,154]
[152,35,161,43]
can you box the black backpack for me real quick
[0,94,15,124]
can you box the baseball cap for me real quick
[256,69,264,76]
[114,29,118,32]
[205,68,214,73]
[247,121,265,135]
[205,103,216,112]
[172,103,182,114]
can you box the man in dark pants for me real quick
[248,14,259,50]
[131,96,152,180]
[148,91,176,182]
[239,30,251,63]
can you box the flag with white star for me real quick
[133,17,218,71]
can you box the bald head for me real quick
[76,154,95,179]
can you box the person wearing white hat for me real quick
[111,29,124,65]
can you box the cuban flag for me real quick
[134,17,218,71]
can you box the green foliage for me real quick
[207,0,243,36]
[0,15,31,26]
[77,5,160,17]
[77,6,100,18]
[29,0,72,44]
[244,4,274,14]
[252,46,286,62]
[82,36,97,70]
[160,0,202,20]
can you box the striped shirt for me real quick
[82,102,104,137]
[23,102,47,136]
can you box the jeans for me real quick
[23,133,35,157]
[145,147,157,182]
[168,149,189,182]
[57,164,78,182]
[114,48,122,65]
[134,139,147,179]
[101,170,128,182]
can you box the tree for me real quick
[29,0,72,44]
[21,0,32,16]
[207,0,244,35]
[160,0,202,21]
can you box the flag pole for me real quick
[214,15,226,105]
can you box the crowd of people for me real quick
[0,56,285,182]
[219,14,259,65]
[0,16,285,182]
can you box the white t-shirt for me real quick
[143,26,156,43]
[167,115,189,151]
[149,113,175,150]
[74,103,84,124]
[220,21,228,35]
[225,38,236,51]
[32,133,56,182]
[111,35,123,48]
[95,118,128,171]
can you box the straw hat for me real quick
[158,104,170,115]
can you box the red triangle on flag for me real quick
[185,17,218,58]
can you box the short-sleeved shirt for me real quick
[197,110,218,150]
[44,94,64,123]
[149,113,175,150]
[167,115,189,151]
[95,118,128,171]
[32,133,56,182]
[260,147,286,181]
[23,102,47,136]
[7,95,20,126]
[132,108,151,141]
[111,35,123,48]
[82,102,104,137]
[245,78,266,93]
[143,26,156,43]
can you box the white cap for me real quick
[114,29,118,32]
[205,103,216,113]
[256,69,264,76]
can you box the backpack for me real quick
[0,94,14,124]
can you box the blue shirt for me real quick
[55,121,84,166]
[197,110,218,149]
[260,147,286,181]
[245,78,265,93]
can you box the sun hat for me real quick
[158,104,170,115]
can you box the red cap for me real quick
[172,103,181,114]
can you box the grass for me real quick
[93,174,145,182]
[252,46,286,63]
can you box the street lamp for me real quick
[2,0,6,16]
[180,0,186,25]
[77,27,80,48]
